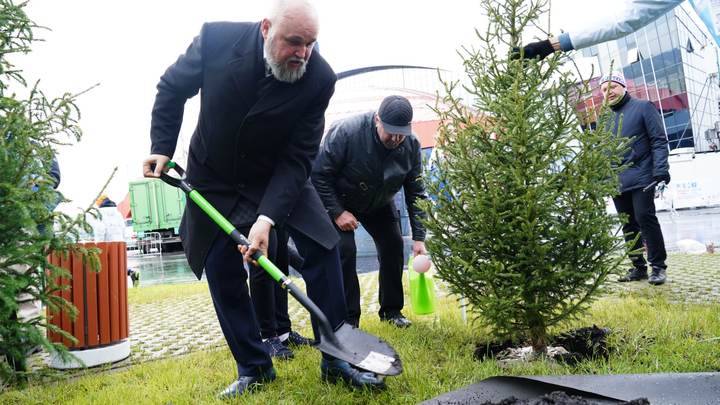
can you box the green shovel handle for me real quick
[156,161,286,283]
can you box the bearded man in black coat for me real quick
[143,0,385,397]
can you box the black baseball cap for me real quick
[378,95,413,136]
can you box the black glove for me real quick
[654,173,671,185]
[512,39,555,60]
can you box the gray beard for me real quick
[265,38,307,83]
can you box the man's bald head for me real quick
[267,0,319,29]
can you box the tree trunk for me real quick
[529,319,548,355]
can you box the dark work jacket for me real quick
[311,112,427,241]
[150,22,338,277]
[610,94,670,192]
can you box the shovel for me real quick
[156,161,402,376]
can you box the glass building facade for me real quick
[577,3,720,152]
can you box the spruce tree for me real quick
[1,0,98,385]
[423,0,629,353]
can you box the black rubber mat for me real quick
[420,372,720,404]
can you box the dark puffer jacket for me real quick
[610,94,670,192]
[311,111,427,241]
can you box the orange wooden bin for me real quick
[46,241,130,368]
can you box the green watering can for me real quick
[407,254,436,315]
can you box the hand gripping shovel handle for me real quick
[156,162,339,346]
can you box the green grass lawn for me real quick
[2,282,720,404]
[127,282,210,305]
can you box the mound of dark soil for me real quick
[553,325,611,365]
[473,325,611,364]
[478,391,649,405]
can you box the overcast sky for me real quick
[15,0,605,212]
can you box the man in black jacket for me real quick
[600,71,670,286]
[143,0,385,397]
[312,95,428,328]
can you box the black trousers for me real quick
[204,225,347,377]
[612,187,667,270]
[338,203,405,327]
[249,228,291,339]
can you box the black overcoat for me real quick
[150,21,339,277]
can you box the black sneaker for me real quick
[618,267,648,282]
[218,367,276,399]
[283,330,315,347]
[264,337,294,360]
[648,267,667,285]
[381,313,412,328]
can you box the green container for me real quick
[407,255,436,315]
[128,178,186,234]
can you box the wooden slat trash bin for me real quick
[46,241,130,368]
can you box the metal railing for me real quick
[136,232,162,256]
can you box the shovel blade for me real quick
[316,323,403,376]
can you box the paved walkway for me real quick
[29,253,719,371]
[611,253,720,303]
[29,273,389,369]
[127,275,385,363]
